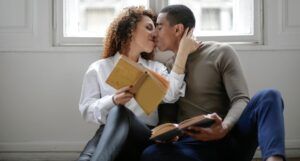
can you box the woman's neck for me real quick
[127,46,140,62]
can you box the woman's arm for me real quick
[79,64,134,125]
[158,29,200,103]
[79,67,116,125]
[172,28,201,74]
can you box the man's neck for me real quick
[171,41,180,55]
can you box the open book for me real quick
[106,55,170,115]
[150,115,215,142]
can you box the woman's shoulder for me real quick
[87,57,114,71]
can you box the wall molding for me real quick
[0,0,34,34]
[280,0,300,33]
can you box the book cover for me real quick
[106,55,169,115]
[150,115,215,142]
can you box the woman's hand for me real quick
[113,85,134,105]
[172,28,202,74]
[183,113,229,141]
[177,28,201,57]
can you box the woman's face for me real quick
[131,15,156,53]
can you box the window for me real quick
[168,0,261,43]
[54,0,149,46]
[53,0,262,46]
[64,0,149,37]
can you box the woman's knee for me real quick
[108,105,129,117]
[106,105,132,126]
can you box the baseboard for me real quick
[0,142,84,161]
[254,139,300,158]
[0,140,299,160]
[0,152,80,161]
[0,141,85,152]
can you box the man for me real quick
[141,5,285,161]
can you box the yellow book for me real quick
[106,55,170,115]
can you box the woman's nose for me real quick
[151,30,157,38]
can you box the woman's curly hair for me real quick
[102,6,157,60]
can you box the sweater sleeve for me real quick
[218,44,250,129]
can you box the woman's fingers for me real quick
[114,89,134,105]
[116,85,133,94]
[184,27,189,37]
[187,28,194,38]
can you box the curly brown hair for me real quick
[102,6,157,60]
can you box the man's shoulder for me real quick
[201,41,234,52]
[196,41,237,58]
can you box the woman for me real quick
[78,6,199,161]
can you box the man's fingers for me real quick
[187,126,202,132]
[185,129,212,141]
[206,113,222,125]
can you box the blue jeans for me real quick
[141,89,286,161]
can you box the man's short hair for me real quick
[160,4,195,29]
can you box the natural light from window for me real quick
[64,0,149,37]
[62,0,256,42]
[169,0,253,36]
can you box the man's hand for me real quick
[154,136,179,144]
[113,85,134,105]
[183,113,230,141]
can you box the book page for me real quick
[150,123,178,139]
[147,69,169,90]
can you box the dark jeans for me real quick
[141,89,286,161]
[78,105,152,161]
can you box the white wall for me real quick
[0,0,300,160]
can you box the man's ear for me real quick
[174,24,185,37]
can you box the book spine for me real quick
[130,71,148,94]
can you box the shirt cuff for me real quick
[94,95,116,123]
[169,71,185,81]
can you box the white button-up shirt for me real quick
[79,53,185,126]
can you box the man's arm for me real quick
[219,43,250,130]
[184,43,250,141]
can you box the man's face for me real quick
[155,13,177,52]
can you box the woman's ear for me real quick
[174,24,185,37]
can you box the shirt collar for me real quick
[113,52,148,67]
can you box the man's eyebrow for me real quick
[156,23,162,26]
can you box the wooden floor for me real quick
[0,152,298,161]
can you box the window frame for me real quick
[53,0,262,47]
